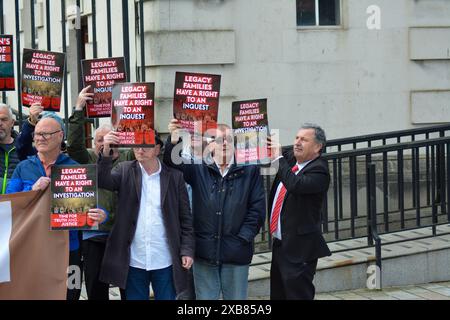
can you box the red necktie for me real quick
[270,164,299,235]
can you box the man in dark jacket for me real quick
[165,120,266,300]
[98,133,194,300]
[268,123,331,300]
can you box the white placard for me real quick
[0,201,12,283]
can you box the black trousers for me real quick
[270,239,318,300]
[82,238,126,300]
[82,238,110,300]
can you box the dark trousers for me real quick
[67,248,82,301]
[82,238,126,300]
[270,239,318,300]
[126,266,176,300]
[82,238,110,300]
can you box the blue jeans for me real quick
[193,260,249,300]
[125,266,176,300]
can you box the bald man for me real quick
[6,113,106,300]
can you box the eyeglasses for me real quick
[32,130,62,141]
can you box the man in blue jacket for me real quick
[165,120,266,300]
[7,112,106,300]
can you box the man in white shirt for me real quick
[97,133,194,300]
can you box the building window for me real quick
[296,0,341,27]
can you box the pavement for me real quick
[80,280,450,300]
[314,281,450,300]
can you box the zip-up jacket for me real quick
[6,154,80,251]
[164,138,266,265]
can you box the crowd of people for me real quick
[0,86,331,300]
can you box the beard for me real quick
[0,130,7,141]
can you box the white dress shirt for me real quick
[129,160,173,271]
[215,157,235,177]
[270,159,312,240]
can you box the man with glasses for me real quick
[7,112,69,193]
[97,132,194,300]
[164,119,266,300]
[6,112,107,300]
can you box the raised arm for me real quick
[15,103,43,161]
[67,86,94,164]
[163,119,195,184]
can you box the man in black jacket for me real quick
[98,133,194,300]
[165,120,266,300]
[268,123,331,300]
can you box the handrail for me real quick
[322,136,450,159]
[326,124,450,148]
[367,163,382,289]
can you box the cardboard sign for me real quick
[232,99,270,166]
[82,57,127,118]
[111,82,155,147]
[51,165,98,231]
[173,71,221,134]
[0,35,15,91]
[21,48,65,111]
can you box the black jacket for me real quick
[269,152,331,263]
[164,139,266,266]
[97,157,195,297]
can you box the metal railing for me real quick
[257,127,450,259]
[321,136,450,243]
[325,124,450,152]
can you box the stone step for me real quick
[248,224,450,297]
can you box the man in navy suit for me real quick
[268,123,331,300]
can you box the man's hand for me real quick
[32,177,51,191]
[181,256,194,270]
[267,133,282,161]
[102,131,120,157]
[29,103,44,125]
[87,208,107,225]
[168,119,182,144]
[75,86,94,111]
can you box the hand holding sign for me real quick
[267,132,281,161]
[75,86,94,111]
[87,208,106,227]
[29,103,44,125]
[32,177,51,191]
[102,131,120,157]
[168,119,183,144]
